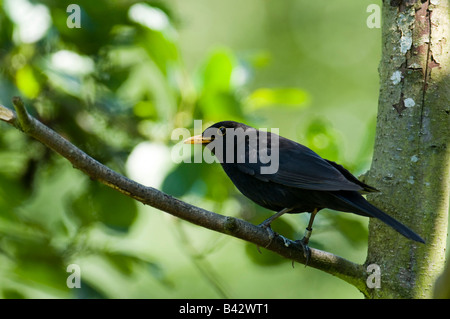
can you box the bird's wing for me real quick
[235,133,364,192]
[324,160,379,193]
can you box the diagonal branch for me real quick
[0,97,369,296]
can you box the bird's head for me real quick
[183,121,249,145]
[184,121,261,164]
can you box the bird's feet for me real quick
[257,220,277,248]
[256,208,293,248]
[294,230,312,266]
[294,238,311,267]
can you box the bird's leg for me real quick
[302,208,318,245]
[258,207,293,247]
[295,208,318,266]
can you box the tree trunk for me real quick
[365,0,450,298]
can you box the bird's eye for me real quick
[217,126,226,136]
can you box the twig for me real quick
[0,98,369,296]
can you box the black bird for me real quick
[185,121,424,261]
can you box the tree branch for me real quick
[0,97,369,296]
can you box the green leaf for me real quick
[0,175,28,212]
[162,162,204,197]
[15,66,41,99]
[327,213,368,247]
[305,119,342,162]
[246,88,309,110]
[103,252,137,275]
[196,48,245,122]
[70,183,138,231]
[201,49,235,92]
[95,185,138,230]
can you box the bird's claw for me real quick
[280,235,292,247]
[257,219,312,267]
[294,237,311,267]
[257,221,277,248]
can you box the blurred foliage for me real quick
[0,0,381,298]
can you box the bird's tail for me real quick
[332,192,425,244]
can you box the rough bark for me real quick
[365,0,450,298]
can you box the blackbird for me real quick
[184,121,424,261]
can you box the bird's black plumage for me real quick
[186,121,425,246]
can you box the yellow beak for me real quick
[183,135,213,144]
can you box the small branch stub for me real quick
[0,104,15,123]
[12,96,32,132]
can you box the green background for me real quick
[0,0,383,298]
